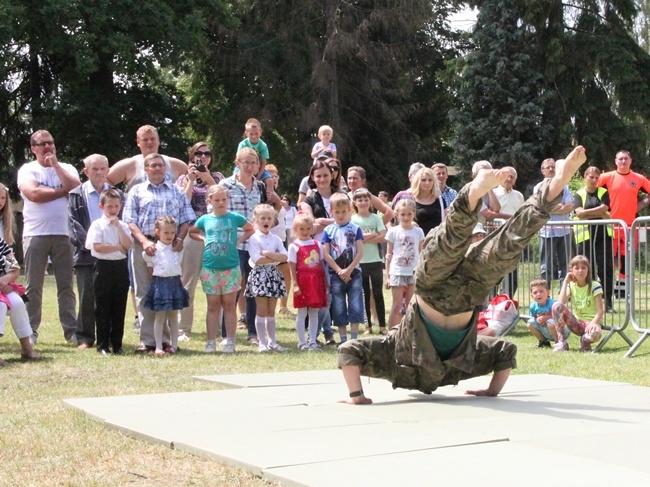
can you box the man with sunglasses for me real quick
[17,130,81,345]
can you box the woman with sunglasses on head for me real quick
[175,142,224,341]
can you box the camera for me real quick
[195,163,206,172]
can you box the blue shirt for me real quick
[440,186,458,208]
[528,298,557,325]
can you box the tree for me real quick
[449,0,553,186]
[0,0,233,186]
[451,0,650,189]
[191,1,461,194]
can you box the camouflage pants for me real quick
[415,178,560,315]
[338,179,557,392]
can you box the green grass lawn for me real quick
[1,276,650,486]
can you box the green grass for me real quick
[2,276,650,486]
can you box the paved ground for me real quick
[65,371,650,486]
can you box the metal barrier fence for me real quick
[485,218,637,356]
[627,217,650,357]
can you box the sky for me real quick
[449,7,478,32]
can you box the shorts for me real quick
[200,266,242,295]
[529,319,556,342]
[389,275,415,287]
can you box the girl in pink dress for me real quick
[288,214,328,351]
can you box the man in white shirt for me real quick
[491,167,525,296]
[17,130,81,344]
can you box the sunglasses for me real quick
[328,166,340,171]
[195,151,212,157]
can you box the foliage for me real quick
[190,0,462,195]
[0,0,233,191]
[451,0,650,191]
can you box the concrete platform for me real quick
[65,372,650,486]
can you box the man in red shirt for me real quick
[598,150,650,297]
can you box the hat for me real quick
[408,162,425,177]
[472,223,487,235]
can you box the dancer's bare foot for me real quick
[547,145,586,202]
[468,169,510,210]
[338,395,373,405]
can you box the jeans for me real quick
[330,270,364,326]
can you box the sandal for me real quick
[237,314,247,329]
[163,345,176,354]
[363,327,373,335]
[135,344,154,354]
[379,327,388,335]
[21,350,42,361]
[154,349,165,357]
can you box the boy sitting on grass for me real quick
[527,279,558,348]
[338,146,587,404]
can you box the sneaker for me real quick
[307,342,321,352]
[204,340,217,353]
[553,341,569,352]
[178,333,191,342]
[325,338,337,346]
[222,342,236,354]
[298,343,309,351]
[258,344,270,353]
[268,343,287,352]
[580,335,593,352]
[219,338,228,346]
[536,340,551,348]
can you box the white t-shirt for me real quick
[86,214,132,260]
[271,207,287,242]
[385,226,425,276]
[288,238,324,263]
[143,241,183,277]
[17,161,80,237]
